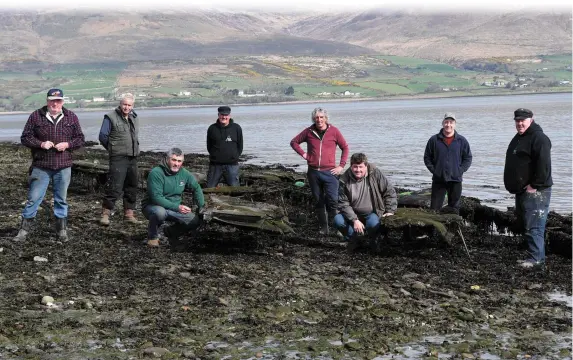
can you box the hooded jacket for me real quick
[206,119,243,165]
[141,158,205,211]
[504,121,552,194]
[338,164,397,221]
[423,129,472,183]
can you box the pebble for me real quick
[82,299,94,309]
[411,281,426,290]
[400,288,412,297]
[143,347,170,357]
[218,297,229,306]
[33,256,48,262]
[541,330,555,336]
[462,353,475,359]
[182,350,196,358]
[41,296,54,305]
[179,272,192,279]
[527,283,542,290]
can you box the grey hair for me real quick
[311,107,329,122]
[166,147,183,158]
[120,93,135,103]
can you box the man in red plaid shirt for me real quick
[14,89,85,242]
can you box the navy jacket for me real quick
[424,129,472,183]
[503,122,552,194]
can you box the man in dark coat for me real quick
[334,153,397,243]
[424,112,472,213]
[504,108,552,270]
[206,106,243,188]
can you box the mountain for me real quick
[0,9,570,65]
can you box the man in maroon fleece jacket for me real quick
[290,107,349,235]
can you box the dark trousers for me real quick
[103,155,138,210]
[307,169,339,213]
[207,163,240,188]
[430,180,462,211]
[515,187,551,263]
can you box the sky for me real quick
[2,0,572,11]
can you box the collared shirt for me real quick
[21,106,85,170]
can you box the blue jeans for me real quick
[307,169,339,213]
[333,213,380,240]
[142,205,201,240]
[207,164,239,188]
[515,187,551,263]
[22,166,71,219]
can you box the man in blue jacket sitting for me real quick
[423,112,473,214]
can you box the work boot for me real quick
[55,217,69,242]
[13,217,34,242]
[100,207,111,226]
[317,207,329,235]
[147,238,160,247]
[124,209,139,224]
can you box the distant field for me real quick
[0,55,570,112]
[354,82,413,94]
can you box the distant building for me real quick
[93,97,105,102]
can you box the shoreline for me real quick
[0,90,570,116]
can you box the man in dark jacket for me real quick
[142,148,205,247]
[334,153,397,242]
[14,88,85,242]
[504,108,552,269]
[206,106,243,188]
[424,112,472,213]
[98,93,140,225]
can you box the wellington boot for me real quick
[56,217,69,242]
[13,218,34,242]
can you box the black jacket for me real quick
[206,119,243,165]
[504,121,552,194]
[423,130,472,183]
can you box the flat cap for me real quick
[514,108,533,120]
[218,106,231,115]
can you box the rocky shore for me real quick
[0,142,571,359]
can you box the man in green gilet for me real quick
[98,93,140,225]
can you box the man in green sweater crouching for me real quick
[141,148,205,247]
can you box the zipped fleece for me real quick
[423,129,472,183]
[504,122,552,194]
[338,164,397,221]
[141,163,205,211]
[290,124,349,170]
[206,119,243,165]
